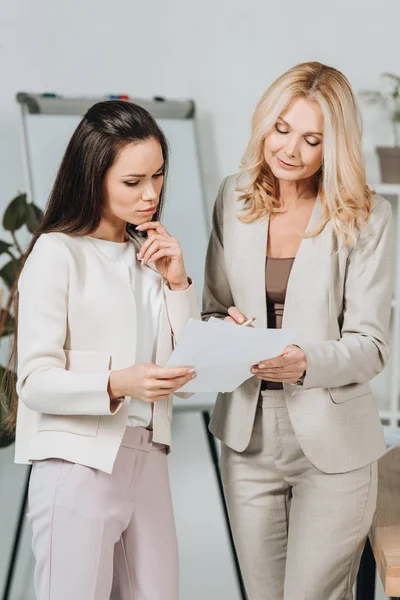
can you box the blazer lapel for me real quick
[228,207,269,328]
[282,196,326,340]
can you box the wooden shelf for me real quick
[371,448,400,597]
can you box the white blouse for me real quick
[87,236,162,428]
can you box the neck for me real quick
[278,177,317,210]
[90,220,128,243]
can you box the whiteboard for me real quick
[21,110,216,410]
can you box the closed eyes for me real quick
[275,124,321,147]
[124,172,164,187]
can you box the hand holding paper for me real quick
[166,318,296,393]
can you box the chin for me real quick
[270,166,303,181]
[132,213,154,225]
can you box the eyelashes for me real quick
[124,173,164,187]
[275,124,320,147]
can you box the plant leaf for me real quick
[0,240,13,255]
[3,194,27,232]
[0,258,23,289]
[359,90,387,107]
[26,203,43,233]
[382,73,400,85]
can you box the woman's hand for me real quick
[224,307,254,327]
[136,222,189,290]
[109,364,196,404]
[251,345,307,384]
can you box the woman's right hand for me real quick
[224,306,253,326]
[108,364,196,404]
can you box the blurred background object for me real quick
[0,193,43,449]
[360,73,400,183]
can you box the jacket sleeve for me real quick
[299,198,393,389]
[202,178,235,322]
[17,235,121,416]
[164,280,201,343]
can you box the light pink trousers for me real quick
[27,427,179,600]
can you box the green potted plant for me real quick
[0,193,43,447]
[360,73,400,183]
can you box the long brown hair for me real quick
[3,99,169,431]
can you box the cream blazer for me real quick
[15,232,200,473]
[202,174,393,474]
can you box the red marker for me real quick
[108,94,130,100]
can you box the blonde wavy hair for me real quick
[238,61,373,244]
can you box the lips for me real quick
[276,157,301,168]
[138,207,157,213]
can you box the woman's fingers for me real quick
[254,347,306,371]
[147,373,194,391]
[255,371,301,381]
[152,366,195,379]
[252,366,302,377]
[139,238,182,266]
[227,306,248,325]
[224,316,236,323]
[145,247,179,265]
[143,365,196,402]
[136,221,168,236]
[138,235,175,262]
[145,376,195,402]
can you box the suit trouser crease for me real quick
[220,389,378,600]
[27,426,179,600]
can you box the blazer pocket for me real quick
[328,382,371,404]
[38,349,111,437]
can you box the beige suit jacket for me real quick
[202,174,393,473]
[15,232,200,473]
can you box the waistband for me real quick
[258,389,287,408]
[120,426,166,453]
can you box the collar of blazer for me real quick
[229,193,325,335]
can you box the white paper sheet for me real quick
[167,318,296,393]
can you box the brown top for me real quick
[261,257,295,391]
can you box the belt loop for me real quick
[146,428,153,452]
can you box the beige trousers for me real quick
[220,390,377,600]
[28,426,178,600]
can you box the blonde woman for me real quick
[202,62,393,600]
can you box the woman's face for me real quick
[102,137,164,228]
[263,97,324,183]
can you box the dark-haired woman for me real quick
[13,100,199,600]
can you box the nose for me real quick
[284,133,300,158]
[141,181,158,201]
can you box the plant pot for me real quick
[376,146,400,183]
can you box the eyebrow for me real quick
[278,118,323,137]
[121,163,165,178]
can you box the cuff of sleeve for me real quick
[105,371,124,415]
[164,280,201,342]
[293,342,316,390]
